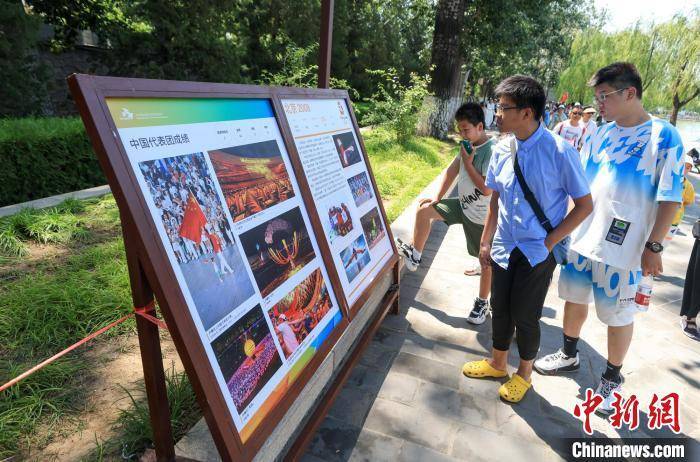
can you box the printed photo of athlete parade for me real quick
[1,1,699,461]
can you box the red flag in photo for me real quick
[179,192,207,244]
[560,91,569,103]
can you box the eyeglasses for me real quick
[571,111,582,116]
[495,104,520,115]
[594,88,627,103]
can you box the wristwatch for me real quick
[645,241,664,253]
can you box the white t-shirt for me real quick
[571,117,685,271]
[581,119,597,146]
[457,138,494,224]
[554,120,585,148]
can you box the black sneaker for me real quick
[396,238,421,271]
[467,298,490,325]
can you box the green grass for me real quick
[0,128,453,459]
[365,127,455,222]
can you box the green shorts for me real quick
[433,198,484,258]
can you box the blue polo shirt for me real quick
[485,123,590,269]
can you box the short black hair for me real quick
[494,75,545,120]
[588,62,643,99]
[455,102,485,128]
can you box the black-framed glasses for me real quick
[594,88,627,103]
[571,111,582,116]
[495,103,520,115]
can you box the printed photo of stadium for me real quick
[211,304,283,414]
[239,207,316,298]
[209,140,295,222]
[267,268,334,359]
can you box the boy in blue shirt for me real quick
[462,75,593,403]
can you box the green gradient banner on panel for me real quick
[106,98,275,129]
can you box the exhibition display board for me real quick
[68,75,398,461]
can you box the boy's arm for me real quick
[478,191,499,267]
[544,194,593,251]
[461,145,493,195]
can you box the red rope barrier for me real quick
[0,301,166,393]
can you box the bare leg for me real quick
[607,323,634,366]
[412,203,443,253]
[479,264,492,300]
[488,348,508,371]
[563,301,588,338]
[516,359,534,382]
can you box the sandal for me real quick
[464,266,481,276]
[462,359,508,378]
[498,373,531,403]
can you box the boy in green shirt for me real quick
[397,103,495,324]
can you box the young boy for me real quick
[535,62,684,414]
[461,75,592,403]
[397,103,495,324]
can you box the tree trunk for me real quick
[424,0,468,140]
[670,94,680,126]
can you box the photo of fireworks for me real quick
[138,152,255,331]
[267,268,334,359]
[211,304,283,414]
[340,234,372,283]
[360,207,386,250]
[209,140,295,222]
[239,207,316,298]
[347,171,373,208]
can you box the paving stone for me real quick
[399,440,461,462]
[359,342,399,371]
[363,398,461,454]
[450,422,564,461]
[347,428,404,462]
[412,380,499,432]
[327,385,379,428]
[306,416,363,461]
[377,371,421,404]
[391,351,460,390]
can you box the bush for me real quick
[0,117,105,207]
[362,69,432,144]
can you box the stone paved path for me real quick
[303,171,700,462]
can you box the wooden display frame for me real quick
[68,74,399,461]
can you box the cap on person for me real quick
[279,314,287,321]
[583,107,596,114]
[685,154,694,166]
[558,104,565,109]
[574,102,582,107]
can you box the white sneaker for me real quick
[534,349,580,375]
[467,298,490,325]
[595,377,623,415]
[396,238,421,272]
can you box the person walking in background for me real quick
[680,219,700,341]
[548,104,567,129]
[665,155,696,243]
[553,106,585,150]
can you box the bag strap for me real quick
[509,137,554,233]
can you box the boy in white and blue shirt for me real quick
[535,63,684,414]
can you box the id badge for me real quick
[605,218,630,245]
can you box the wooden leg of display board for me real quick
[285,285,399,461]
[390,260,400,315]
[122,215,176,462]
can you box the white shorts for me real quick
[558,250,642,327]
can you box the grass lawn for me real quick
[0,130,454,460]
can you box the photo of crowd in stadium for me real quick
[332,131,361,168]
[209,140,295,222]
[238,207,316,298]
[360,207,386,250]
[138,153,255,331]
[211,304,283,414]
[347,171,373,208]
[340,234,372,283]
[267,268,334,359]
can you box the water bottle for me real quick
[635,276,653,312]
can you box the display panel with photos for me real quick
[104,96,344,442]
[281,98,393,308]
